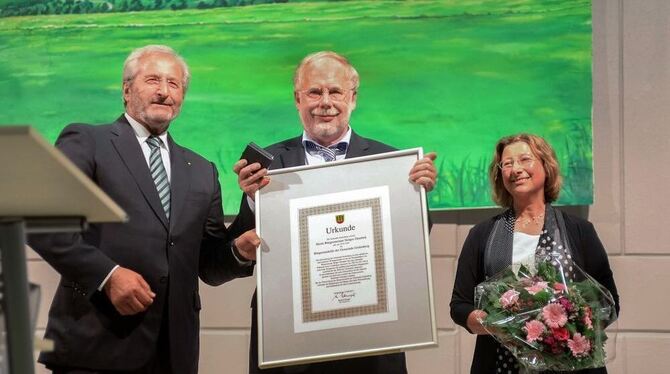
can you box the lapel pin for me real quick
[187,161,192,166]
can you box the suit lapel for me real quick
[110,116,169,230]
[345,131,370,159]
[168,136,190,233]
[274,137,305,168]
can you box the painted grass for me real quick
[0,0,592,213]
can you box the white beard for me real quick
[312,122,341,138]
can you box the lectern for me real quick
[0,126,127,374]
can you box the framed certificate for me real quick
[255,148,437,368]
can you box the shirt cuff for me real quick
[246,195,256,213]
[231,240,253,266]
[98,265,120,291]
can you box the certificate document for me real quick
[289,186,397,333]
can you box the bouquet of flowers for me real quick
[475,256,617,371]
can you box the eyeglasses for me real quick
[298,87,354,102]
[497,154,536,170]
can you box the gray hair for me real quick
[293,51,359,91]
[122,45,191,92]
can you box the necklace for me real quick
[515,213,544,229]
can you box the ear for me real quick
[349,90,357,111]
[294,90,301,108]
[122,81,131,104]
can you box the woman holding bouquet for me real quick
[450,133,620,373]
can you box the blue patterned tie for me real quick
[304,140,348,162]
[146,136,170,220]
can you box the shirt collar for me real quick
[125,113,170,150]
[301,127,352,148]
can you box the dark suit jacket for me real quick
[30,115,253,374]
[229,131,408,374]
[449,210,620,374]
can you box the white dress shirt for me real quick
[125,113,171,182]
[512,231,540,274]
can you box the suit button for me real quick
[160,276,168,284]
[170,241,175,246]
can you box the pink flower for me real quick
[524,320,546,343]
[500,290,520,309]
[519,277,535,287]
[553,282,567,293]
[567,333,592,357]
[525,281,549,295]
[583,315,593,329]
[542,303,568,328]
[583,306,593,329]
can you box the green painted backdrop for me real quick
[0,0,593,214]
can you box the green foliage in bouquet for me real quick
[475,259,617,371]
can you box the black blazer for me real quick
[30,115,253,374]
[229,132,409,374]
[449,210,620,374]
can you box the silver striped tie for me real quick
[304,140,347,162]
[146,136,170,220]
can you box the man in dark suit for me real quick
[230,51,437,374]
[29,45,257,374]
